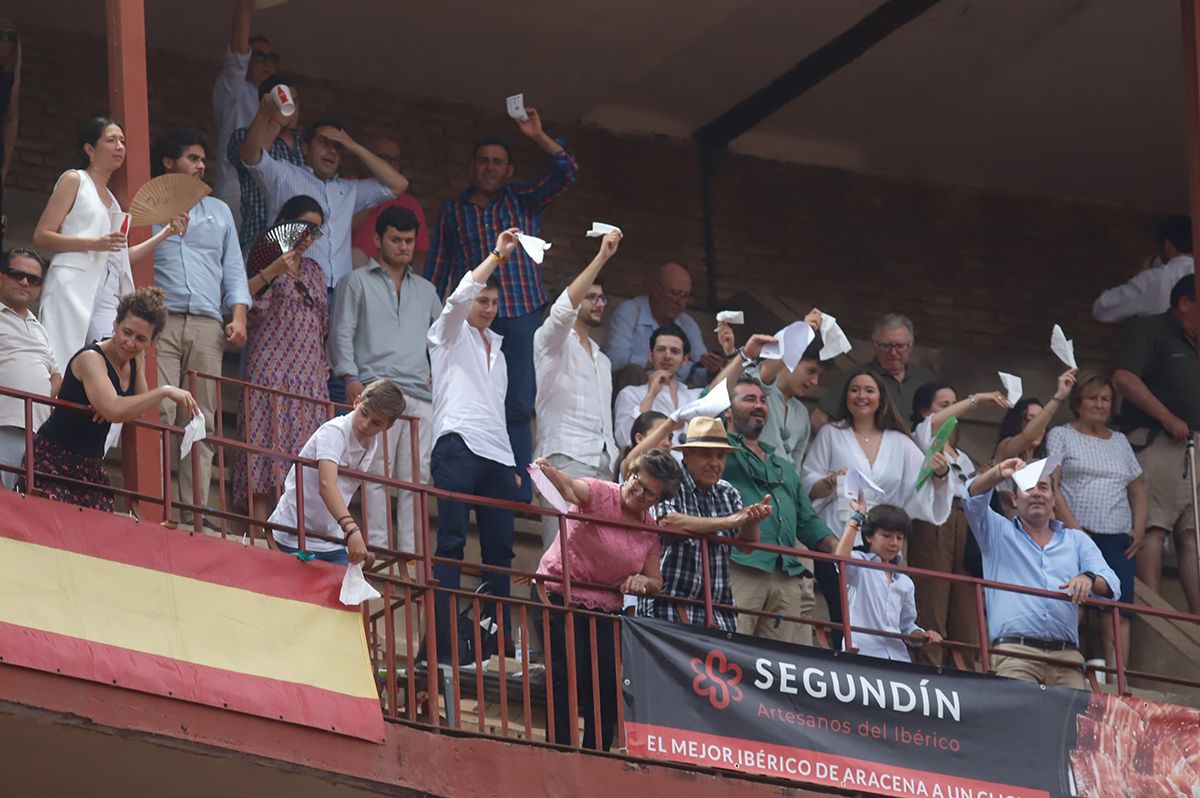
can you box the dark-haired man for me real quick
[425,108,578,502]
[329,206,441,551]
[613,323,702,447]
[1093,214,1195,323]
[151,128,250,521]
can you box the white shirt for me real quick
[0,304,59,431]
[533,289,618,467]
[841,550,921,662]
[1046,425,1142,536]
[913,417,976,499]
[210,48,260,201]
[428,273,514,466]
[613,379,701,448]
[1092,254,1194,323]
[801,424,953,535]
[269,413,382,552]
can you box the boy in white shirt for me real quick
[269,380,408,565]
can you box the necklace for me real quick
[855,430,875,443]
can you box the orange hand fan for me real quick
[129,173,212,227]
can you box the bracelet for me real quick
[345,527,362,540]
[933,468,950,479]
[969,394,978,410]
[336,514,354,527]
[737,347,756,369]
[491,248,506,264]
[849,511,867,526]
[1051,394,1066,403]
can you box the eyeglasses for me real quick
[628,473,661,503]
[584,292,607,304]
[250,50,281,64]
[872,341,912,353]
[659,286,692,301]
[2,265,43,287]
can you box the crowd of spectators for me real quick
[1,0,1199,752]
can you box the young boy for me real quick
[269,380,408,565]
[834,500,942,661]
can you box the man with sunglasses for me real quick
[0,248,59,489]
[150,128,251,523]
[212,0,280,221]
[812,312,936,432]
[532,229,623,549]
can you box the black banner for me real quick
[623,617,1126,797]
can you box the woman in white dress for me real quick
[32,116,183,366]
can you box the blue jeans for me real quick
[430,433,516,662]
[490,309,540,503]
[275,541,350,565]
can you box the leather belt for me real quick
[991,635,1076,652]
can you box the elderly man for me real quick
[612,323,702,447]
[1093,214,1194,323]
[964,458,1118,689]
[150,128,251,521]
[533,229,622,549]
[604,262,716,389]
[636,416,771,632]
[425,109,578,503]
[812,313,935,431]
[1113,274,1200,613]
[0,248,59,489]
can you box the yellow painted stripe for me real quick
[0,537,377,700]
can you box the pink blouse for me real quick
[537,478,661,612]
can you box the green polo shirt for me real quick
[817,359,937,420]
[723,433,834,577]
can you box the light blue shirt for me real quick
[962,482,1120,646]
[602,295,709,387]
[152,197,251,321]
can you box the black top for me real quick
[37,343,137,458]
[1114,312,1200,432]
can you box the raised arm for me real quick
[707,330,777,394]
[322,127,408,197]
[620,417,682,480]
[510,108,578,212]
[428,228,519,347]
[568,229,620,306]
[229,0,253,53]
[532,457,591,507]
[994,368,1076,460]
[240,94,285,167]
[928,390,1010,433]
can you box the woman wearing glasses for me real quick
[534,449,681,751]
[233,195,329,532]
[0,20,19,251]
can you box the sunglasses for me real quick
[3,265,43,287]
[250,50,281,64]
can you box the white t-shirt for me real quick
[1046,425,1142,536]
[269,413,381,552]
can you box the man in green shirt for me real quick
[723,375,836,644]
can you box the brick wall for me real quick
[9,27,1162,365]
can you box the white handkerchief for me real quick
[339,563,381,605]
[516,233,551,264]
[818,313,853,360]
[585,222,621,238]
[1011,453,1063,494]
[505,93,529,122]
[104,422,123,454]
[760,321,815,372]
[843,467,885,503]
[669,379,731,423]
[715,311,744,325]
[998,371,1023,406]
[180,412,206,460]
[528,463,571,514]
[1050,324,1077,369]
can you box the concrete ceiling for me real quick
[8,0,1190,210]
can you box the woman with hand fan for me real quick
[32,117,186,368]
[233,194,330,535]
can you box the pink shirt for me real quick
[538,479,661,612]
[350,194,431,258]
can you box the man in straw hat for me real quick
[638,416,773,632]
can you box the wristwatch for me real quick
[1081,571,1097,583]
[737,347,757,369]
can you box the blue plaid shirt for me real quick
[424,141,578,318]
[637,469,742,632]
[227,127,304,255]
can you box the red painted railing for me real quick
[4,378,1200,759]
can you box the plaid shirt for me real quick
[424,141,578,318]
[227,127,304,254]
[637,469,741,632]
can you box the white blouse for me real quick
[802,424,953,535]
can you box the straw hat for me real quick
[675,417,737,450]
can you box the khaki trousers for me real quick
[991,643,1087,690]
[730,561,816,645]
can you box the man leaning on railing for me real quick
[963,458,1119,690]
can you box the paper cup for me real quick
[111,211,132,236]
[270,84,296,117]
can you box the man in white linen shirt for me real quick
[1093,214,1194,323]
[210,0,278,220]
[0,248,60,489]
[533,228,622,548]
[613,323,702,447]
[426,227,521,663]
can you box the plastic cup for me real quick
[270,84,296,117]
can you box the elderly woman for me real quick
[535,449,682,752]
[1046,372,1146,670]
[18,287,199,511]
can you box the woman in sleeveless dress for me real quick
[32,117,185,367]
[0,19,20,252]
[18,288,198,512]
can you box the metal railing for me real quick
[4,380,1200,760]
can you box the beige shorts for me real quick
[1135,432,1196,535]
